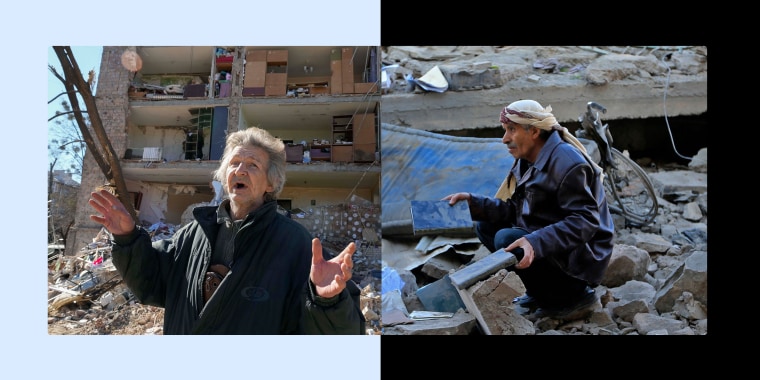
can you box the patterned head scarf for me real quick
[495,100,603,200]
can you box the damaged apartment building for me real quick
[67,46,382,255]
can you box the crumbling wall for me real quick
[293,202,381,244]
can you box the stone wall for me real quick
[293,202,381,254]
[294,203,380,241]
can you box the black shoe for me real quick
[531,290,598,321]
[512,294,539,309]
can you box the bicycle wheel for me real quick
[602,148,659,227]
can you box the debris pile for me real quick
[48,226,382,335]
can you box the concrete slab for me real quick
[648,170,707,193]
[455,269,534,335]
[382,309,477,335]
[382,46,707,133]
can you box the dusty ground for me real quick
[48,301,166,335]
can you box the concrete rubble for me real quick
[381,46,707,132]
[381,151,708,335]
[378,46,707,335]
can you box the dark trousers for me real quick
[475,221,589,308]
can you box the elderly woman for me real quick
[89,127,364,334]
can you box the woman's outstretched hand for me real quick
[88,189,135,236]
[310,238,354,298]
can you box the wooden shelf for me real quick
[332,115,354,144]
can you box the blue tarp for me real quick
[381,123,515,237]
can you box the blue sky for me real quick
[7,2,380,379]
[48,46,103,182]
[48,46,103,120]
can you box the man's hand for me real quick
[442,192,471,205]
[505,237,535,269]
[88,189,136,236]
[310,238,354,299]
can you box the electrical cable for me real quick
[659,52,692,161]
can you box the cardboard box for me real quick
[244,61,266,87]
[331,145,353,162]
[353,113,376,144]
[341,60,354,86]
[246,50,266,62]
[267,49,288,63]
[353,143,376,162]
[242,87,265,96]
[330,60,342,94]
[265,73,287,85]
[354,82,378,94]
[265,84,287,96]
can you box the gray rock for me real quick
[602,244,651,287]
[654,251,708,313]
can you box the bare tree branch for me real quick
[52,46,137,221]
[48,90,78,104]
[49,110,88,122]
